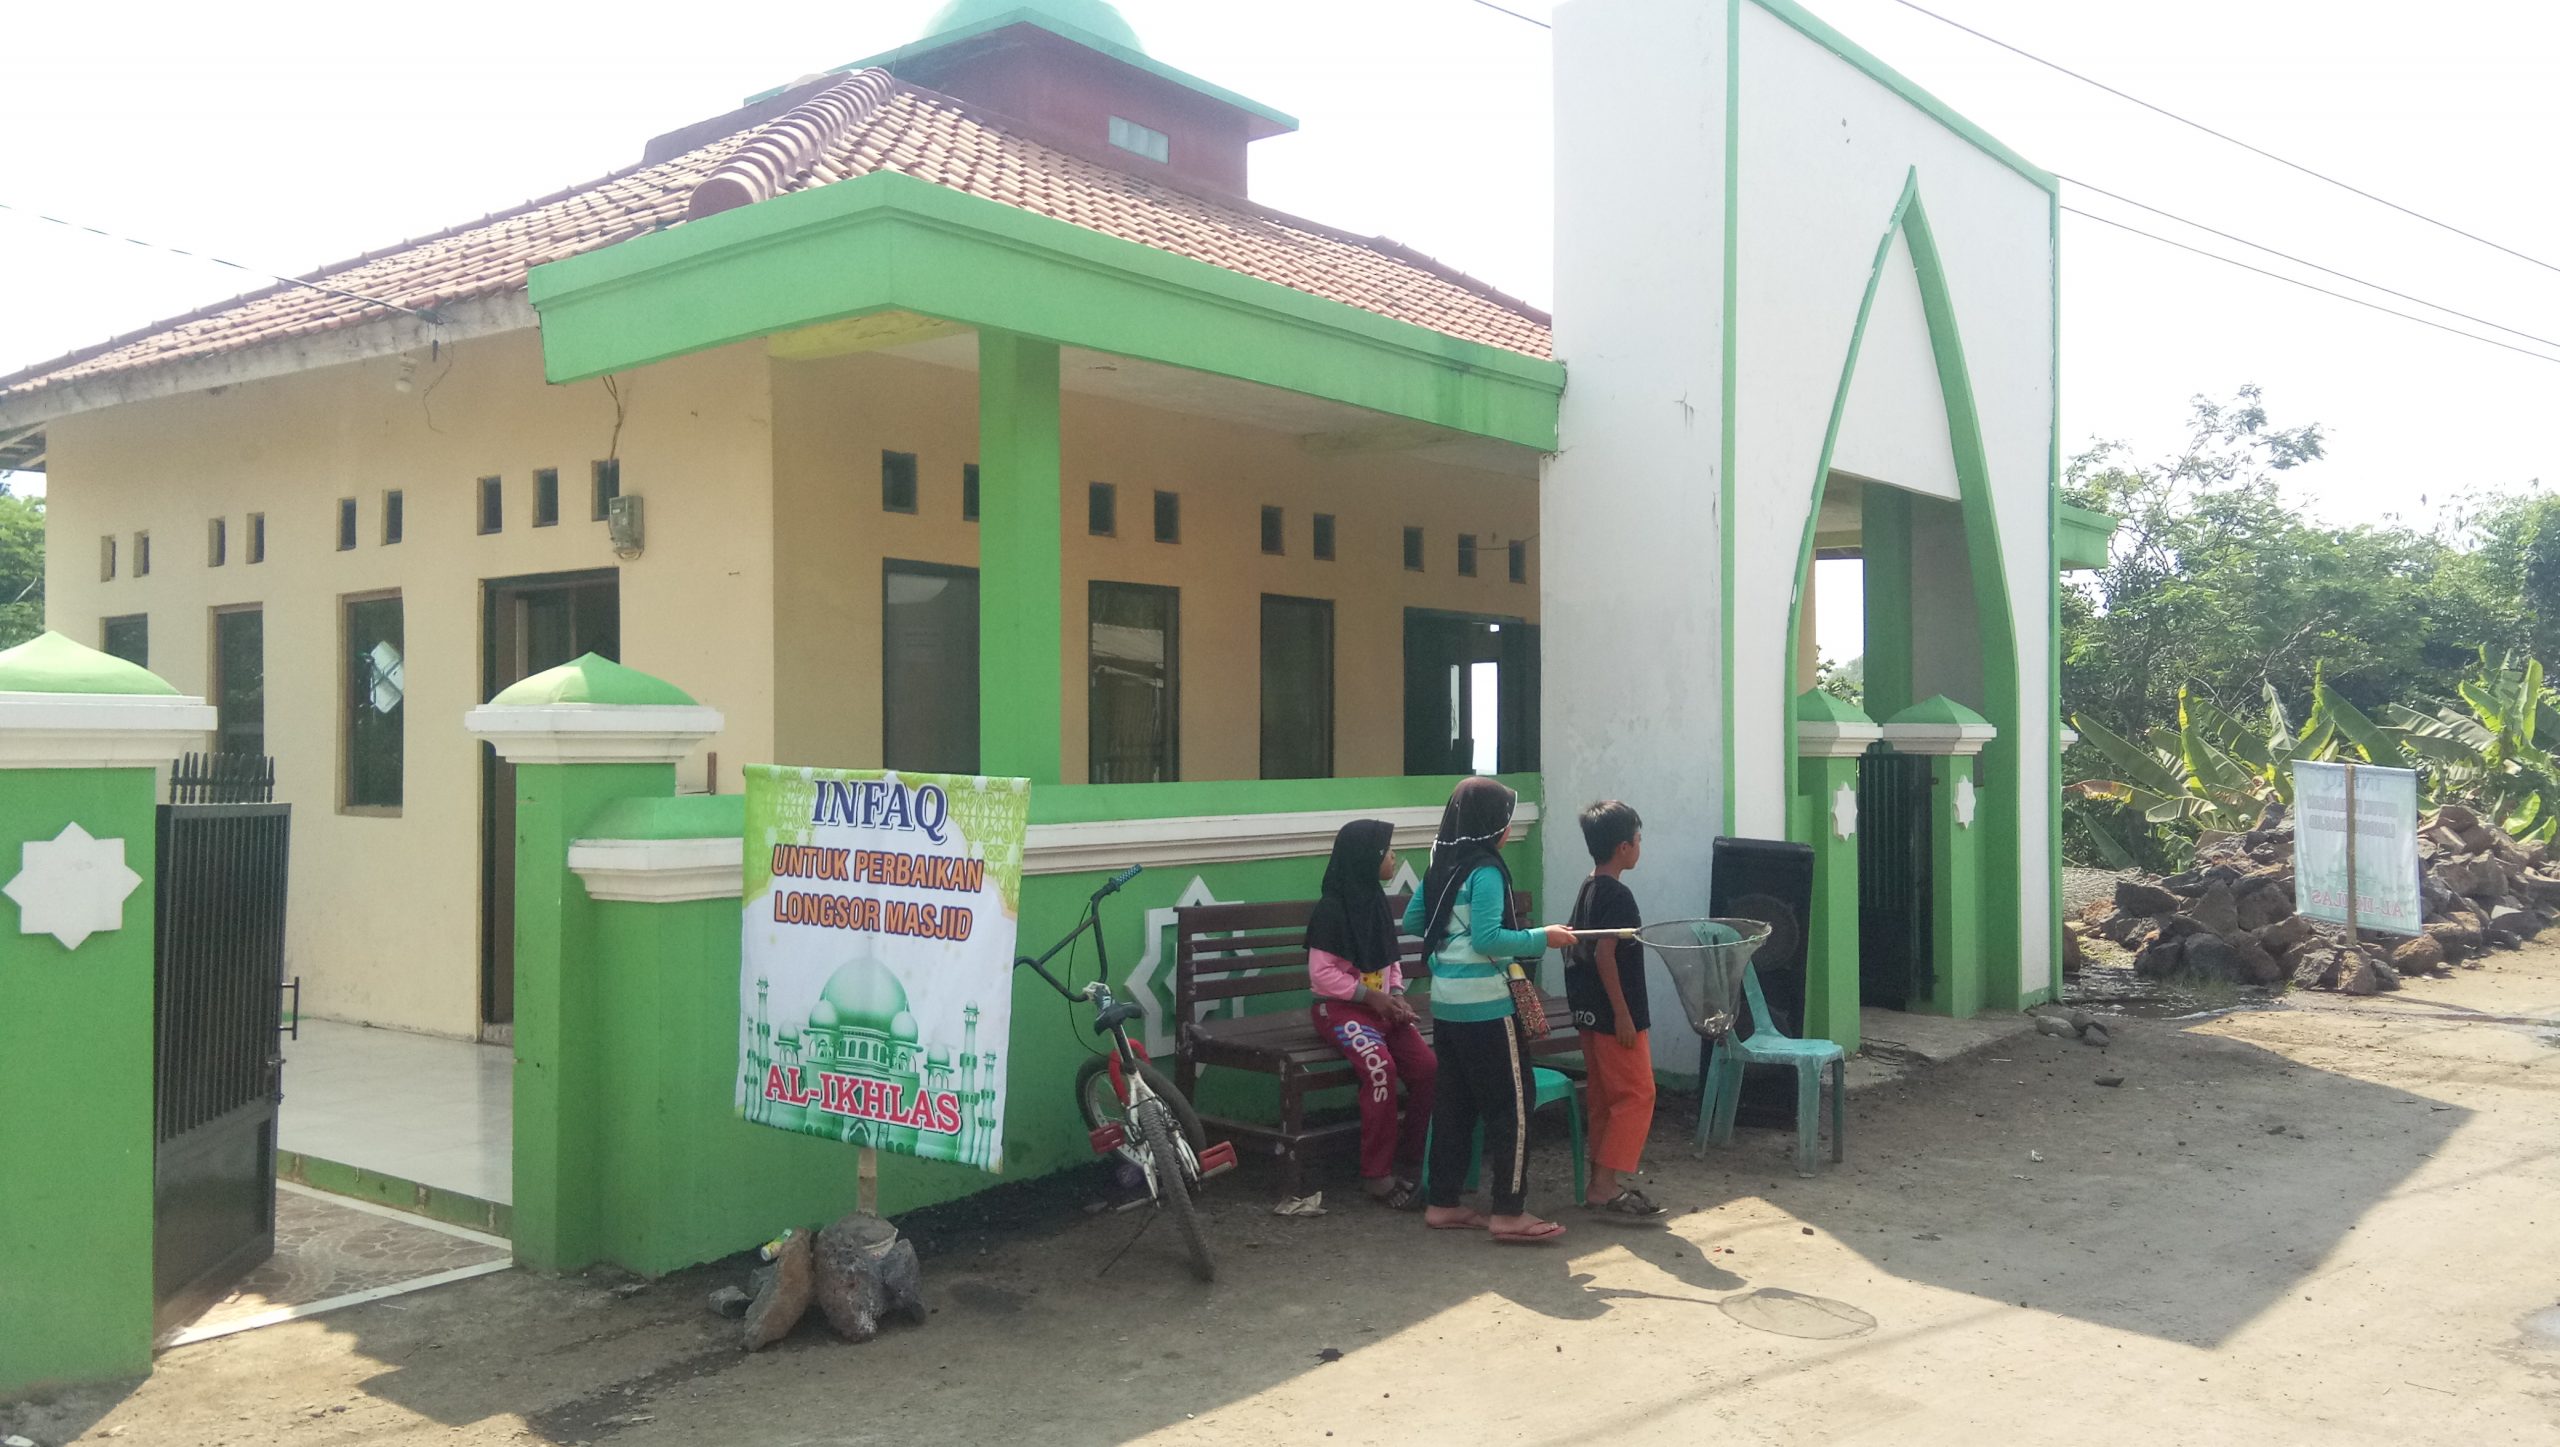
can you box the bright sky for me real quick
[4,0,2554,661]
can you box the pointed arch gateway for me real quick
[1780,168,2026,1011]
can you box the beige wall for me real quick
[771,349,1541,780]
[44,330,777,1038]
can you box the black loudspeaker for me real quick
[1709,835,1817,1130]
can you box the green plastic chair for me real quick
[1422,1065,1586,1206]
[1698,961,1845,1176]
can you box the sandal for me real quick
[1490,1218,1568,1246]
[1587,1188,1668,1221]
[1367,1177,1424,1212]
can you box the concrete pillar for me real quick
[976,330,1065,784]
[1794,690,1880,1050]
[0,633,213,1394]
[1861,486,1915,721]
[465,655,720,1271]
[1883,695,1996,1018]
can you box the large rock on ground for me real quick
[2062,924,2087,974]
[2492,904,2542,940]
[2255,914,2317,955]
[2291,947,2343,991]
[2333,950,2383,996]
[2115,879,2183,917]
[2235,884,2294,932]
[2182,934,2244,983]
[743,1230,815,1351]
[2438,857,2509,900]
[2190,881,2243,937]
[813,1212,928,1343]
[2229,936,2285,985]
[2391,933,2446,975]
[2425,919,2479,961]
[2133,939,2186,979]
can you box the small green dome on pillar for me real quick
[1796,688,1877,727]
[489,653,698,708]
[0,631,181,697]
[923,0,1143,51]
[1887,695,1991,730]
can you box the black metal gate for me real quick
[152,772,291,1337]
[1857,751,1934,1011]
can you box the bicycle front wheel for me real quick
[1075,1054,1205,1169]
[1137,1100,1215,1284]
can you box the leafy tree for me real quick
[0,488,41,650]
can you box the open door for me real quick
[1403,609,1538,776]
[481,570,619,1034]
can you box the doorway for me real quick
[481,570,620,1033]
[1403,609,1538,776]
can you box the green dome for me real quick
[0,631,180,697]
[488,653,697,708]
[814,959,912,1033]
[923,0,1143,52]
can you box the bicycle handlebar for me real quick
[1096,862,1144,898]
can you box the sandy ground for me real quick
[12,955,2560,1447]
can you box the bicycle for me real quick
[1016,863,1235,1282]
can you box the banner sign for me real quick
[2291,761,2421,936]
[738,765,1031,1173]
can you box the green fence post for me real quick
[1795,690,1879,1051]
[0,633,215,1395]
[1884,696,1996,1018]
[464,655,721,1272]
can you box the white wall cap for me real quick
[463,703,725,764]
[0,692,217,769]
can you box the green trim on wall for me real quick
[2046,186,2066,1012]
[276,1152,512,1239]
[978,332,1066,784]
[1718,0,1743,834]
[2056,501,2115,571]
[528,171,1562,452]
[1744,0,2058,195]
[1776,170,2026,1017]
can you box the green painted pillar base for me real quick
[466,655,722,1273]
[977,330,1065,784]
[1886,696,1996,1020]
[0,633,214,1395]
[1795,691,1880,1051]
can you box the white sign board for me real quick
[737,766,1030,1173]
[2291,761,2421,936]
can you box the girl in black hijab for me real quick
[1399,777,1576,1243]
[1307,819,1435,1207]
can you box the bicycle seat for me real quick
[1092,1000,1144,1034]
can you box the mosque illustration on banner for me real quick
[741,957,1000,1171]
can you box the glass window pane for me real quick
[345,595,405,809]
[215,609,265,758]
[101,614,147,667]
[883,562,980,775]
[1259,595,1333,779]
[1088,582,1179,783]
[881,451,918,514]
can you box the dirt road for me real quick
[14,955,2560,1446]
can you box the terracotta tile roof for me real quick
[0,76,1551,406]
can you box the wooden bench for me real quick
[1172,894,1580,1198]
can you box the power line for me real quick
[2063,206,2560,368]
[0,200,438,322]
[1887,0,2560,278]
[1464,0,1550,27]
[2061,176,2560,354]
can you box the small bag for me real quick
[1507,963,1548,1040]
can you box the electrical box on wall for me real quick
[608,494,644,559]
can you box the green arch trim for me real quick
[1778,166,2027,1008]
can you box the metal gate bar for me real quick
[1856,751,1933,1011]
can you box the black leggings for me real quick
[1426,1015,1536,1216]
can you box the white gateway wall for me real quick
[1545,0,1732,1074]
[1550,0,2061,1035]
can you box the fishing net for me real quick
[1601,917,1772,1040]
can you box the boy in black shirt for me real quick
[1567,800,1665,1219]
